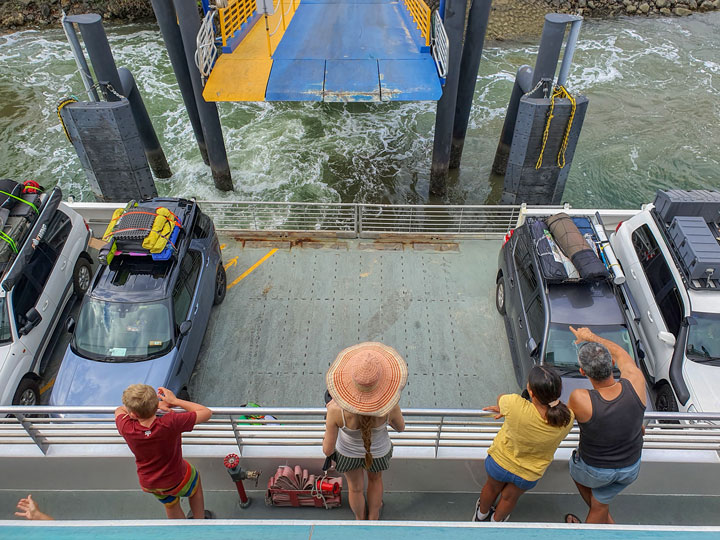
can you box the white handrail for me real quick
[195,8,219,85]
[431,10,449,79]
[2,407,719,456]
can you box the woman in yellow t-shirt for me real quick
[473,365,574,522]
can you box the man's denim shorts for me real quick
[485,454,539,491]
[569,450,641,504]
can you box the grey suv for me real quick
[496,216,639,399]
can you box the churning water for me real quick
[0,12,718,207]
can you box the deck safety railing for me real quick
[72,201,635,239]
[2,407,719,457]
[402,0,431,47]
[218,0,258,48]
[197,202,529,238]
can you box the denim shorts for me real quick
[569,450,641,504]
[485,454,538,491]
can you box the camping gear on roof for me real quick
[0,179,46,264]
[2,186,60,292]
[266,464,342,508]
[326,342,408,417]
[530,220,569,281]
[546,213,609,281]
[102,202,182,262]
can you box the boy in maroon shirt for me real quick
[115,384,212,519]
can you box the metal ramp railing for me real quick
[431,10,449,79]
[195,8,219,85]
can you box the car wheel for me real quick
[655,382,678,412]
[214,264,227,306]
[73,258,92,297]
[495,277,506,315]
[12,377,40,406]
[655,382,679,424]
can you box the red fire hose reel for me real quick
[224,453,261,509]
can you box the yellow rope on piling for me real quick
[57,97,78,142]
[535,85,576,170]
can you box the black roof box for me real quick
[654,189,720,225]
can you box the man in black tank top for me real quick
[566,326,647,525]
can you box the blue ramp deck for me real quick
[219,0,443,102]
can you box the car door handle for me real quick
[518,317,523,329]
[193,303,199,315]
[61,260,67,271]
[630,268,637,280]
[646,311,654,323]
[509,277,515,287]
[42,300,49,311]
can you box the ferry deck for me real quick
[1,201,719,534]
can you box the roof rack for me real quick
[99,198,197,265]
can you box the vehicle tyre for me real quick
[655,382,679,424]
[495,277,506,315]
[73,258,92,297]
[655,382,678,412]
[214,264,227,306]
[12,377,40,406]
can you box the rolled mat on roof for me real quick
[545,212,609,281]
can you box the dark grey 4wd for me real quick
[496,219,639,401]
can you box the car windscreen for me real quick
[73,299,173,362]
[544,323,634,375]
[686,312,720,365]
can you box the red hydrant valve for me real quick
[224,453,254,508]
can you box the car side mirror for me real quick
[19,308,41,336]
[684,316,697,326]
[179,320,192,337]
[66,316,76,334]
[657,331,676,347]
[526,337,538,356]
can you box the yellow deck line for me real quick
[39,377,56,395]
[204,1,300,102]
[227,249,277,289]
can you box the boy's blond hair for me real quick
[122,384,159,419]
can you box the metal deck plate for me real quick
[190,237,517,408]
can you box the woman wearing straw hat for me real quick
[323,342,407,520]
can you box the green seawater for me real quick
[0,13,718,207]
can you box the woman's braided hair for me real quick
[360,415,374,470]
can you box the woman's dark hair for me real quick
[528,365,572,428]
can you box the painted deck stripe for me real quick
[39,377,56,395]
[227,249,277,289]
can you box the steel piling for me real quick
[173,0,233,191]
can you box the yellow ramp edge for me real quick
[204,56,273,102]
[204,1,299,102]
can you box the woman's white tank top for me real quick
[335,409,392,458]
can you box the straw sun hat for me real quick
[326,342,408,417]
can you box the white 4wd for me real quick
[610,198,720,414]
[0,188,91,406]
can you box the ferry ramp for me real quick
[201,0,444,101]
